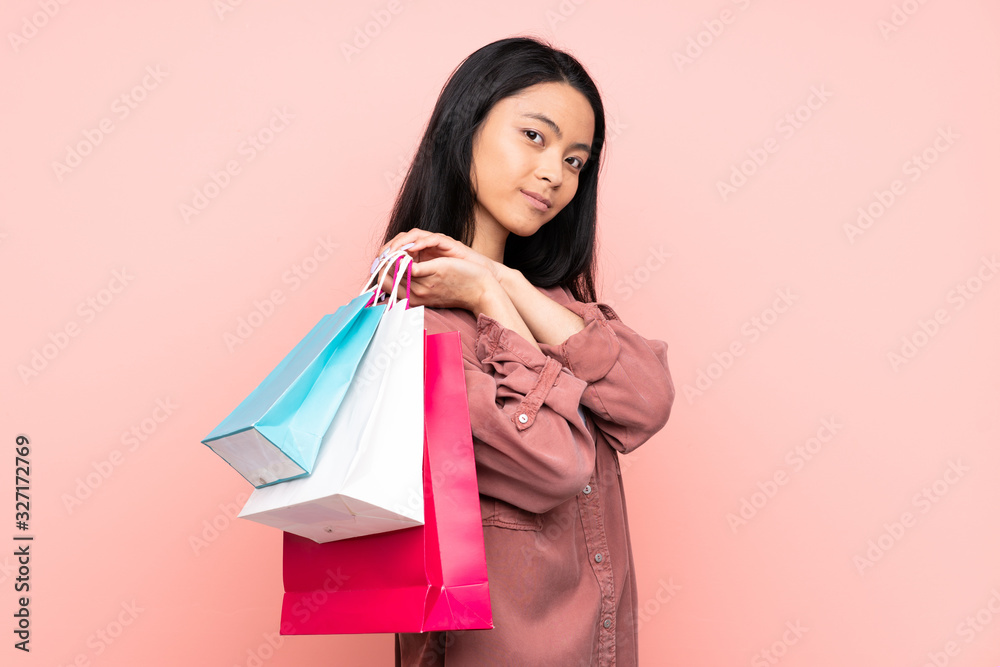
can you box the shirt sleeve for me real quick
[424,309,598,515]
[537,293,675,455]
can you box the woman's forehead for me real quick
[494,83,595,141]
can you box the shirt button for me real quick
[518,413,528,424]
[603,619,612,629]
[583,485,592,495]
[594,553,603,563]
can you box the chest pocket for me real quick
[480,496,544,531]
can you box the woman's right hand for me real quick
[403,254,502,315]
[371,249,499,316]
[372,230,542,351]
[378,229,508,285]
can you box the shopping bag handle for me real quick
[363,249,413,310]
[360,243,413,295]
[381,253,413,310]
[360,255,393,297]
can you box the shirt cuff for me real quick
[538,301,621,383]
[475,312,577,432]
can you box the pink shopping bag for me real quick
[280,330,493,634]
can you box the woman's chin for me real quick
[505,218,550,238]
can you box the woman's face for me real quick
[469,82,595,256]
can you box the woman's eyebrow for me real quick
[520,112,592,154]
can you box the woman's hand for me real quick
[378,229,507,284]
[371,231,498,314]
[372,229,505,313]
[401,255,498,314]
[372,229,570,353]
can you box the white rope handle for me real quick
[381,252,414,311]
[364,249,413,310]
[359,253,394,296]
[359,243,415,296]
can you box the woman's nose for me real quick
[535,152,563,186]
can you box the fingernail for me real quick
[401,242,415,251]
[369,258,379,274]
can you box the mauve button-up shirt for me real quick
[395,284,675,666]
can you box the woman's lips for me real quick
[521,190,550,211]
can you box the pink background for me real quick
[3,1,999,665]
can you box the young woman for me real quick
[373,36,675,666]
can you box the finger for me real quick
[371,240,418,275]
[391,228,435,250]
[378,232,410,258]
[408,257,446,278]
[376,232,417,259]
[408,236,464,260]
[407,238,441,255]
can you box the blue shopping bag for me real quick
[202,290,386,487]
[201,251,415,488]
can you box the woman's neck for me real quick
[471,220,509,264]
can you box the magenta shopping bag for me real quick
[280,330,493,634]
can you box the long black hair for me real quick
[379,36,607,303]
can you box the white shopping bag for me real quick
[238,251,425,543]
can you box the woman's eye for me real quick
[524,129,543,144]
[567,156,584,169]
